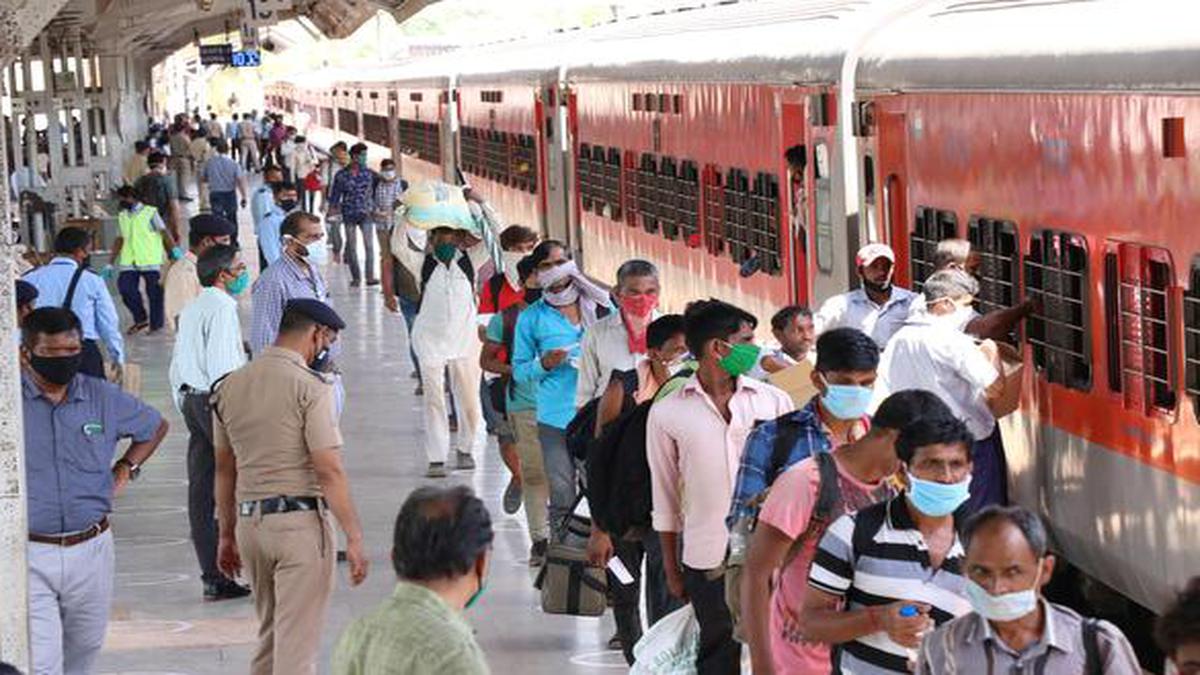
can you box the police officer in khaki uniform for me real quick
[213,298,369,675]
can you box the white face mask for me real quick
[964,562,1043,622]
[382,169,396,180]
[501,250,526,288]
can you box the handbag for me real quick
[534,493,607,616]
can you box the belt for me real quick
[29,516,110,547]
[239,496,325,517]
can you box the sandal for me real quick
[126,322,149,335]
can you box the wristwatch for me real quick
[114,458,141,481]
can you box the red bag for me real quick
[304,170,323,192]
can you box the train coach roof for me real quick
[858,0,1200,92]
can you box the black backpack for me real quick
[486,303,523,414]
[585,367,694,538]
[417,253,474,312]
[566,368,639,461]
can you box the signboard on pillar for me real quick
[243,0,293,27]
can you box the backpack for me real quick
[585,367,695,538]
[486,304,523,414]
[417,253,474,312]
[566,368,640,461]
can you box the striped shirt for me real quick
[808,494,972,674]
[168,287,246,410]
[249,253,330,355]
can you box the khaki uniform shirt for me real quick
[212,346,342,502]
[123,153,148,186]
[162,252,202,333]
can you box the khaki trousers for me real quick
[508,409,550,543]
[236,509,335,675]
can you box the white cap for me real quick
[856,242,896,267]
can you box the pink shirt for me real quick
[647,375,794,570]
[758,456,896,674]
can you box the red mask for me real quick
[619,293,658,319]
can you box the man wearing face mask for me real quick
[815,243,917,349]
[163,214,236,333]
[250,211,331,356]
[332,486,492,675]
[110,185,183,335]
[21,307,168,674]
[877,268,1008,516]
[327,143,379,287]
[802,415,976,674]
[258,180,300,268]
[169,244,252,601]
[916,505,1141,675]
[214,299,368,675]
[646,299,794,674]
[575,259,661,408]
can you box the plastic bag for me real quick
[399,180,477,233]
[631,604,700,675]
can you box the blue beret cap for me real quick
[283,298,345,331]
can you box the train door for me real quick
[780,101,810,307]
[540,83,573,247]
[387,93,399,168]
[440,83,457,182]
[877,109,910,287]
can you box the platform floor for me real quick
[91,197,629,674]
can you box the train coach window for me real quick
[319,107,334,129]
[724,168,750,264]
[1183,261,1200,420]
[1024,230,1091,391]
[398,119,441,164]
[603,148,623,220]
[632,93,642,112]
[1106,244,1177,414]
[967,217,1021,324]
[657,157,679,238]
[638,154,659,234]
[813,142,833,273]
[363,113,389,148]
[622,151,639,227]
[910,207,959,290]
[461,128,482,176]
[578,144,595,212]
[338,108,359,137]
[513,134,537,194]
[672,161,700,244]
[703,165,725,254]
[747,172,783,275]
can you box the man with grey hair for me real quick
[876,268,1009,514]
[912,238,1038,339]
[574,258,661,407]
[916,505,1140,674]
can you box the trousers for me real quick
[325,215,344,262]
[613,530,683,663]
[508,409,550,544]
[170,156,192,200]
[240,139,260,171]
[418,356,486,463]
[237,509,335,675]
[342,219,376,284]
[28,529,115,675]
[117,269,164,330]
[965,424,1008,517]
[683,565,741,675]
[182,392,220,583]
[210,190,239,246]
[536,423,578,537]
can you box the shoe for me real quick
[455,451,476,471]
[409,370,420,380]
[502,478,523,515]
[203,578,251,601]
[414,383,424,396]
[448,418,459,433]
[350,279,361,288]
[607,633,623,650]
[366,279,380,286]
[125,322,149,335]
[426,462,448,478]
[337,550,347,562]
[529,539,548,567]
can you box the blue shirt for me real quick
[250,253,330,356]
[201,154,243,193]
[327,166,377,223]
[511,300,587,429]
[259,205,286,265]
[726,396,831,528]
[24,257,125,363]
[23,373,162,534]
[251,186,274,233]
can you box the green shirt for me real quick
[333,582,490,675]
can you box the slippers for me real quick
[126,322,149,335]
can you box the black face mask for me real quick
[862,278,892,294]
[279,199,298,212]
[524,288,543,304]
[29,353,83,385]
[309,347,331,373]
[120,200,136,211]
[81,255,93,270]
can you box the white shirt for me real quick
[408,247,490,364]
[815,286,917,349]
[574,311,651,407]
[875,313,1000,440]
[168,287,247,410]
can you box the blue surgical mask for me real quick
[906,471,971,516]
[964,563,1043,622]
[819,373,873,420]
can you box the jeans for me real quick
[325,215,344,262]
[613,530,683,663]
[182,392,221,584]
[343,218,376,283]
[210,190,238,231]
[683,566,741,675]
[536,423,578,537]
[117,269,164,330]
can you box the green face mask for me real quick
[434,242,458,263]
[465,574,486,610]
[226,270,250,296]
[718,341,761,378]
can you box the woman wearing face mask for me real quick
[800,415,977,674]
[574,259,662,410]
[875,268,1009,518]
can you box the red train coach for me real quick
[855,0,1200,620]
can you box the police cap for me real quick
[189,213,236,237]
[283,298,345,331]
[15,279,38,306]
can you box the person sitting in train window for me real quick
[575,259,661,408]
[907,238,1038,340]
[748,305,816,380]
[916,505,1142,675]
[1157,576,1200,675]
[814,243,916,350]
[875,268,1007,517]
[785,145,808,231]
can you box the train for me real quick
[268,0,1198,654]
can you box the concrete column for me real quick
[0,5,31,671]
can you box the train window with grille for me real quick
[513,134,537,193]
[724,168,751,265]
[638,154,659,233]
[967,217,1020,320]
[319,107,333,129]
[578,144,595,211]
[1105,244,1176,414]
[1183,261,1200,420]
[724,171,782,275]
[362,113,389,148]
[632,93,642,111]
[622,151,639,226]
[703,165,725,255]
[338,108,359,137]
[397,119,441,164]
[1024,230,1091,391]
[911,207,958,290]
[657,157,679,240]
[669,161,700,245]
